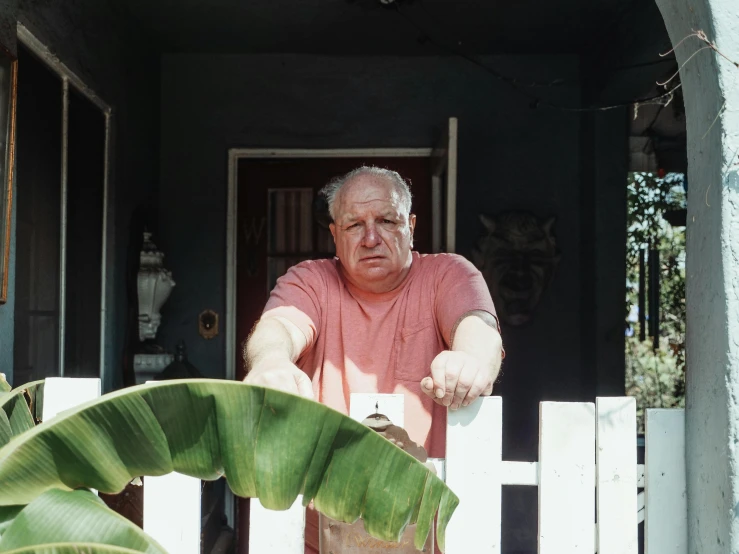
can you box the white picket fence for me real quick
[42,379,687,554]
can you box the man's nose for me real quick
[361,224,381,247]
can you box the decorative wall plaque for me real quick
[472,211,561,326]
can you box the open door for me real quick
[431,117,458,253]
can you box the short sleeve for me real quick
[263,261,326,349]
[434,254,499,346]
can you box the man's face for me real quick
[330,175,416,293]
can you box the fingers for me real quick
[426,352,450,402]
[420,376,436,399]
[428,351,467,408]
[444,356,464,407]
[461,373,490,408]
[245,364,314,400]
[426,351,495,410]
[450,361,477,410]
[295,372,315,400]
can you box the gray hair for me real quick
[319,166,413,221]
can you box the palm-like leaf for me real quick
[1,546,152,554]
[0,379,458,551]
[0,413,11,449]
[0,489,165,553]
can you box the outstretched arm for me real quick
[243,309,314,399]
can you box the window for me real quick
[266,188,334,290]
[12,38,110,384]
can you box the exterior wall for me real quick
[655,0,739,551]
[0,171,16,381]
[0,1,160,389]
[0,0,18,384]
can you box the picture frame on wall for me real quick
[0,47,17,304]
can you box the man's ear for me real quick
[329,223,337,244]
[409,214,417,245]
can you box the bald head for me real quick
[320,166,413,222]
[325,166,416,294]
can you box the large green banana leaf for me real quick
[0,379,458,551]
[0,412,11,449]
[0,375,10,393]
[1,547,151,554]
[0,489,165,553]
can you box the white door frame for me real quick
[225,147,437,383]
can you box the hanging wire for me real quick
[392,2,681,113]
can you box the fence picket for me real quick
[249,496,306,554]
[538,401,595,554]
[445,396,502,553]
[40,379,689,554]
[42,377,101,421]
[144,473,201,554]
[140,381,203,554]
[596,397,638,554]
[645,408,687,554]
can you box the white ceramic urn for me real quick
[137,231,175,342]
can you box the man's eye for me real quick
[347,223,360,229]
[382,219,394,224]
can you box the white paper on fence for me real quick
[349,393,405,427]
[144,473,202,554]
[445,396,503,554]
[249,496,305,554]
[41,377,101,421]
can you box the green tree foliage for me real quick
[625,172,686,432]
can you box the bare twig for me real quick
[663,29,739,71]
[666,30,739,139]
[694,30,739,68]
[658,46,714,86]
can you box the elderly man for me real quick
[244,165,504,460]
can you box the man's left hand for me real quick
[421,350,495,410]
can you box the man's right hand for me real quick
[243,311,314,399]
[244,358,314,400]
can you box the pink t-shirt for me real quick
[263,251,498,458]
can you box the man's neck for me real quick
[338,253,415,297]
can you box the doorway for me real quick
[232,154,434,380]
[225,120,458,385]
[224,123,458,552]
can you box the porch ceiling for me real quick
[121,0,625,55]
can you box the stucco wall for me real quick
[655,0,739,551]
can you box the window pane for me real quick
[13,43,63,384]
[64,88,105,378]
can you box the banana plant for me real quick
[0,379,458,553]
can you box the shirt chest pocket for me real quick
[393,318,437,381]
